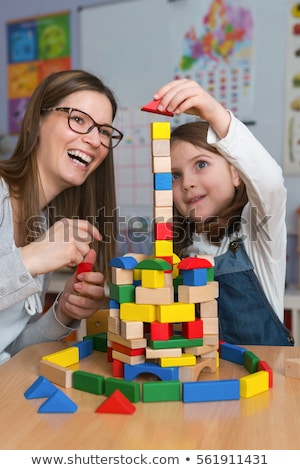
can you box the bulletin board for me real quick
[6,10,71,134]
[79,0,256,215]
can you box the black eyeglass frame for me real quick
[41,106,123,149]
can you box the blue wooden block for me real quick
[220,343,248,365]
[109,299,120,309]
[24,375,57,399]
[153,173,172,190]
[109,256,138,269]
[182,268,207,286]
[182,379,240,403]
[73,339,93,359]
[38,389,78,413]
[124,362,179,381]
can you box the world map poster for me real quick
[170,0,255,123]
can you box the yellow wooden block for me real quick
[159,353,196,367]
[240,371,269,398]
[154,240,173,257]
[42,347,79,367]
[151,122,171,139]
[141,269,164,288]
[120,302,157,322]
[157,302,195,323]
[133,268,141,280]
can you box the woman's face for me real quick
[37,90,113,202]
[171,140,240,221]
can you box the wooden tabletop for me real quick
[1,342,300,450]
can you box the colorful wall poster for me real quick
[284,1,300,174]
[6,11,71,134]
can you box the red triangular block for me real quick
[95,389,136,414]
[141,99,174,116]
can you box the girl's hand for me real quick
[153,78,231,138]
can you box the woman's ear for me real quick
[231,166,241,189]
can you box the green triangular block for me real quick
[24,375,57,399]
[38,389,78,414]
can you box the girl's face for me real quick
[37,90,113,203]
[171,140,240,221]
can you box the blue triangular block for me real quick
[38,389,78,414]
[24,375,57,399]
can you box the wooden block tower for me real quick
[107,118,219,383]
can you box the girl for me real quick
[154,78,293,346]
[0,70,123,363]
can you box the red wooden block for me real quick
[77,262,93,275]
[154,222,173,241]
[112,342,145,357]
[178,257,213,270]
[182,318,203,339]
[150,321,173,341]
[112,359,124,378]
[141,99,174,116]
[107,346,113,363]
[95,389,136,414]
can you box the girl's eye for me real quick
[172,172,180,181]
[196,161,207,169]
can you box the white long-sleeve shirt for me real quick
[185,113,287,322]
[0,179,79,364]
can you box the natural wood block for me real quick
[152,156,171,173]
[178,283,216,303]
[121,320,144,340]
[153,206,173,223]
[179,356,217,382]
[39,360,73,388]
[108,316,121,335]
[112,350,145,365]
[199,299,218,318]
[154,189,173,207]
[86,309,109,335]
[111,267,134,285]
[108,332,147,349]
[151,139,170,156]
[135,286,174,305]
[285,357,300,378]
[202,317,219,335]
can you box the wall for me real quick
[0,0,298,282]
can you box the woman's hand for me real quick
[21,218,101,277]
[153,78,231,139]
[54,248,105,325]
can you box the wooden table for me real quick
[1,342,300,450]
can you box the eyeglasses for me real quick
[41,107,123,149]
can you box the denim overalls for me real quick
[213,239,294,346]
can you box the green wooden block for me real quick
[148,335,203,350]
[243,350,260,373]
[94,332,107,352]
[109,283,135,303]
[136,258,171,270]
[105,377,140,403]
[173,275,183,293]
[142,381,181,402]
[207,267,214,281]
[73,370,105,395]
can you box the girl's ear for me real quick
[231,166,241,189]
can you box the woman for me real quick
[0,69,123,363]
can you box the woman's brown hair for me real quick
[0,69,119,279]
